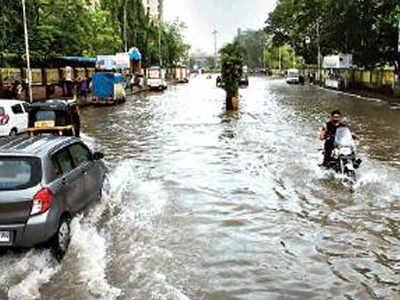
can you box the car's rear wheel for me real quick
[51,216,71,261]
[9,128,17,136]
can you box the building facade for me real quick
[143,0,163,20]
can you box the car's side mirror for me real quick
[93,152,104,160]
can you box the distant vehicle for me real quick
[206,74,212,79]
[0,100,29,136]
[0,136,106,259]
[91,72,126,105]
[147,67,167,91]
[27,100,80,137]
[174,66,190,83]
[286,68,300,84]
[239,74,249,87]
[216,76,223,88]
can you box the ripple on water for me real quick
[30,76,400,299]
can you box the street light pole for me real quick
[317,21,321,84]
[21,0,33,103]
[212,29,218,70]
[158,21,162,67]
[123,0,128,52]
[278,46,282,72]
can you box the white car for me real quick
[286,69,300,84]
[0,100,29,136]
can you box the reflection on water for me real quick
[1,77,399,299]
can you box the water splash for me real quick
[0,250,60,300]
[69,217,121,300]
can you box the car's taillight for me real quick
[31,188,53,215]
[0,114,9,125]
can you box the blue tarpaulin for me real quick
[60,56,96,64]
[128,47,142,61]
[92,73,115,98]
[114,73,124,84]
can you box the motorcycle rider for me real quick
[319,110,346,167]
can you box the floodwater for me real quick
[0,77,399,300]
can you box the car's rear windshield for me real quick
[0,157,42,190]
[36,110,56,121]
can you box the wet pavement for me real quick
[0,76,399,300]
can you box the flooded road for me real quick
[1,77,399,299]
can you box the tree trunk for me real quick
[226,89,239,110]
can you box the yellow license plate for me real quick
[35,120,55,128]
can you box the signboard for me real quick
[75,68,86,78]
[96,55,117,70]
[323,54,353,69]
[0,68,22,84]
[30,69,43,86]
[115,53,131,70]
[45,69,59,85]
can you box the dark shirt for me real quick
[324,121,345,144]
[80,79,88,92]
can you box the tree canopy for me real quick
[265,0,400,70]
[0,0,189,67]
[220,41,243,96]
[234,29,267,70]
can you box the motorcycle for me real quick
[327,126,362,183]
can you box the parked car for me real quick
[0,136,105,259]
[0,99,29,136]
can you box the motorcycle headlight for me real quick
[340,147,352,156]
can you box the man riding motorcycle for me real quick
[319,110,346,167]
[319,110,362,180]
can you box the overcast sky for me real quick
[164,0,277,55]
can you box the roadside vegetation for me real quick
[265,0,400,71]
[0,0,189,67]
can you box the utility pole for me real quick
[158,21,162,67]
[21,0,32,103]
[293,49,296,68]
[212,29,218,70]
[123,0,128,52]
[278,46,282,73]
[317,21,321,84]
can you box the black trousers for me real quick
[323,140,334,166]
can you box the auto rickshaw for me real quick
[27,100,80,137]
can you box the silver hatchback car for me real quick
[0,136,105,258]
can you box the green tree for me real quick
[219,41,243,110]
[264,45,299,71]
[0,0,190,68]
[234,29,267,70]
[265,0,400,71]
